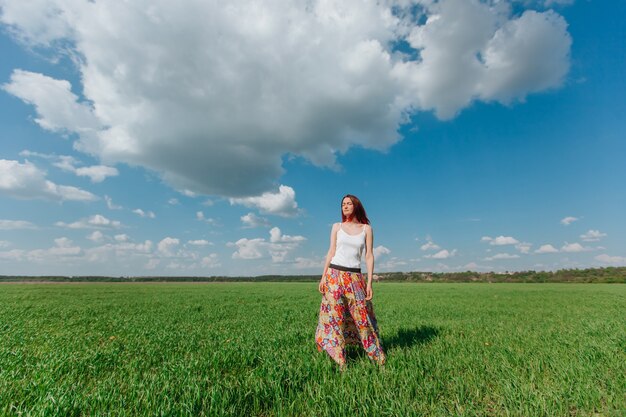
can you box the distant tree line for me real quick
[1,267,625,283]
[375,267,626,283]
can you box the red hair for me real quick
[341,194,370,225]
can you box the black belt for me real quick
[329,263,361,273]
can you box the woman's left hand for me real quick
[366,283,373,300]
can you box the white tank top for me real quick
[330,223,366,268]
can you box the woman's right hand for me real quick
[318,276,326,294]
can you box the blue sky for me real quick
[0,0,624,276]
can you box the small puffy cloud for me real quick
[157,237,180,256]
[561,242,589,253]
[420,239,441,251]
[425,249,457,259]
[114,234,129,242]
[56,214,122,229]
[26,150,119,182]
[105,195,122,210]
[560,216,579,225]
[0,249,26,261]
[0,240,10,248]
[0,159,97,202]
[0,219,36,229]
[230,185,299,217]
[485,253,520,261]
[230,227,305,262]
[188,239,211,246]
[535,244,559,254]
[594,254,626,265]
[230,238,265,260]
[515,242,532,254]
[145,259,160,270]
[201,254,220,268]
[483,235,520,246]
[25,237,83,259]
[1,70,101,133]
[293,256,324,269]
[133,208,156,219]
[374,245,391,258]
[377,256,408,271]
[87,230,105,242]
[580,229,606,242]
[241,212,270,228]
[269,227,306,243]
[74,166,118,183]
[167,198,179,205]
[196,211,217,225]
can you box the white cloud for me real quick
[377,256,408,271]
[0,159,97,202]
[133,208,156,219]
[105,195,122,210]
[561,242,590,253]
[420,240,441,251]
[188,239,211,246]
[0,240,10,248]
[87,230,105,242]
[196,211,217,225]
[594,254,626,265]
[26,237,83,260]
[374,245,391,258]
[157,237,180,256]
[1,69,102,133]
[580,229,606,242]
[1,0,571,199]
[241,212,270,228]
[230,238,265,260]
[167,198,179,205]
[22,151,118,183]
[560,216,579,225]
[201,254,220,268]
[145,258,160,270]
[230,185,299,217]
[482,235,520,246]
[535,244,559,254]
[0,249,26,261]
[114,234,129,242]
[269,227,306,243]
[0,219,36,230]
[485,253,520,260]
[74,166,118,183]
[293,256,324,269]
[515,242,532,254]
[56,214,122,229]
[230,227,305,262]
[425,249,457,259]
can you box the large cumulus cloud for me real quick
[1,0,572,198]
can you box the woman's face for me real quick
[342,197,354,218]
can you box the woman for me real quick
[315,194,386,368]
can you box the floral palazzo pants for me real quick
[315,267,386,366]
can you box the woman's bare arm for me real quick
[319,223,339,293]
[365,224,374,300]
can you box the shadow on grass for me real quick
[383,325,440,351]
[344,325,440,363]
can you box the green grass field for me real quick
[0,283,624,416]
